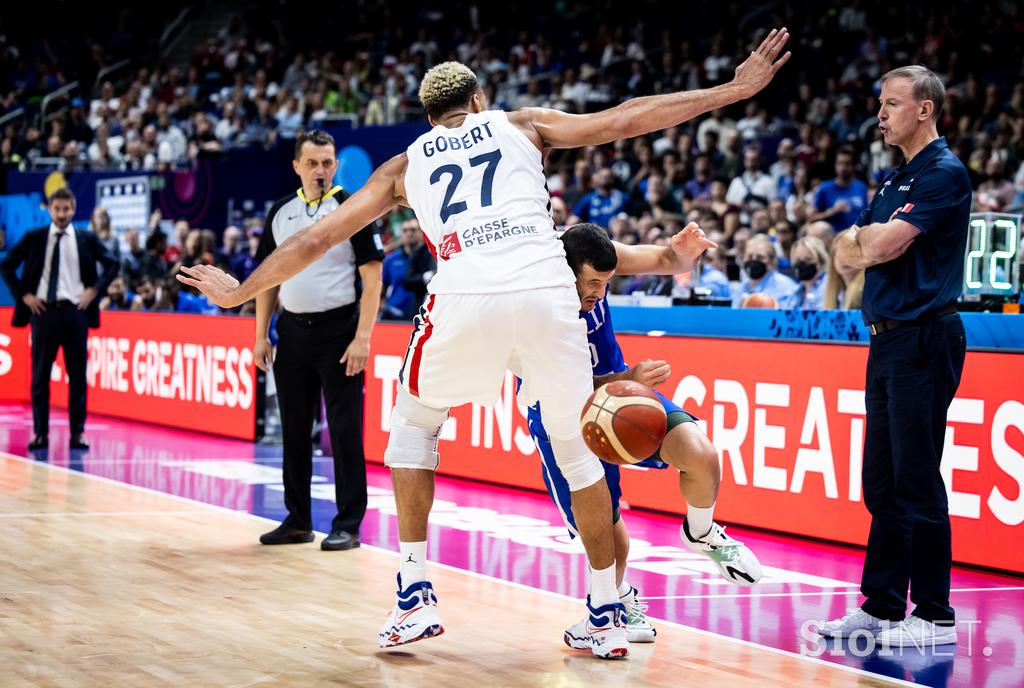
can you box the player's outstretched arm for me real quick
[178,154,408,308]
[614,222,717,276]
[517,28,790,150]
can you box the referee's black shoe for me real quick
[259,522,315,545]
[321,529,360,551]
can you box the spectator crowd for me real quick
[2,0,1023,313]
[82,203,437,321]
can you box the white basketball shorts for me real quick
[398,285,592,414]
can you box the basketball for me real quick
[580,380,668,465]
[741,293,779,309]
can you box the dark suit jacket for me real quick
[401,243,438,311]
[0,226,118,328]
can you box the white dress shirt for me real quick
[726,171,778,208]
[35,223,84,303]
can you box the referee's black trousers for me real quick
[860,313,966,625]
[273,304,367,535]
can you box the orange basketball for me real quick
[741,293,779,309]
[580,380,668,465]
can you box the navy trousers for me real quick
[860,313,966,625]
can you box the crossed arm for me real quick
[834,218,921,270]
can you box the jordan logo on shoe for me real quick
[405,554,416,563]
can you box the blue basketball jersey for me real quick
[583,296,628,376]
[525,296,623,421]
[525,296,692,537]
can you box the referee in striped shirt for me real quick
[255,130,384,551]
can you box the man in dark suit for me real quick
[1,188,118,450]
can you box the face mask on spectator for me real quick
[743,259,768,280]
[794,260,818,281]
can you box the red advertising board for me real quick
[0,308,257,439]
[0,311,30,404]
[364,323,1024,574]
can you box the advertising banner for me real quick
[0,308,257,439]
[364,323,1024,573]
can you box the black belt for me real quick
[281,302,357,327]
[49,299,77,308]
[867,304,957,336]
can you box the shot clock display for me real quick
[962,213,1021,297]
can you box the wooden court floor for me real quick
[0,453,905,688]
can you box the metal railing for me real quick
[317,113,360,129]
[859,116,879,140]
[39,81,79,128]
[738,1,784,34]
[30,156,66,170]
[159,7,193,58]
[93,59,131,97]
[0,108,26,132]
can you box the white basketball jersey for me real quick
[404,110,573,294]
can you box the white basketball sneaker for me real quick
[563,596,630,659]
[877,615,957,647]
[378,574,445,647]
[681,519,763,586]
[816,607,885,638]
[620,586,656,643]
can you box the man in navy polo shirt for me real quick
[818,66,971,648]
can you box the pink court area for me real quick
[1,401,1021,688]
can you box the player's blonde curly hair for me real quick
[418,61,481,119]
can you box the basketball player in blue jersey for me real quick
[529,223,763,649]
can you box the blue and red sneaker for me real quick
[378,574,445,648]
[563,596,630,659]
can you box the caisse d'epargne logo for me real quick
[439,232,463,261]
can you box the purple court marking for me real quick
[2,402,1021,688]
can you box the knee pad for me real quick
[384,387,449,471]
[546,412,605,491]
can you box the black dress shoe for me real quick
[259,522,314,545]
[28,436,48,450]
[321,529,360,551]
[69,435,90,450]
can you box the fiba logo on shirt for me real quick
[439,232,463,261]
[0,333,12,377]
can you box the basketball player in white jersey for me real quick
[179,28,790,659]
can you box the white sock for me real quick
[399,541,427,585]
[617,581,633,598]
[687,504,715,540]
[590,564,618,607]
